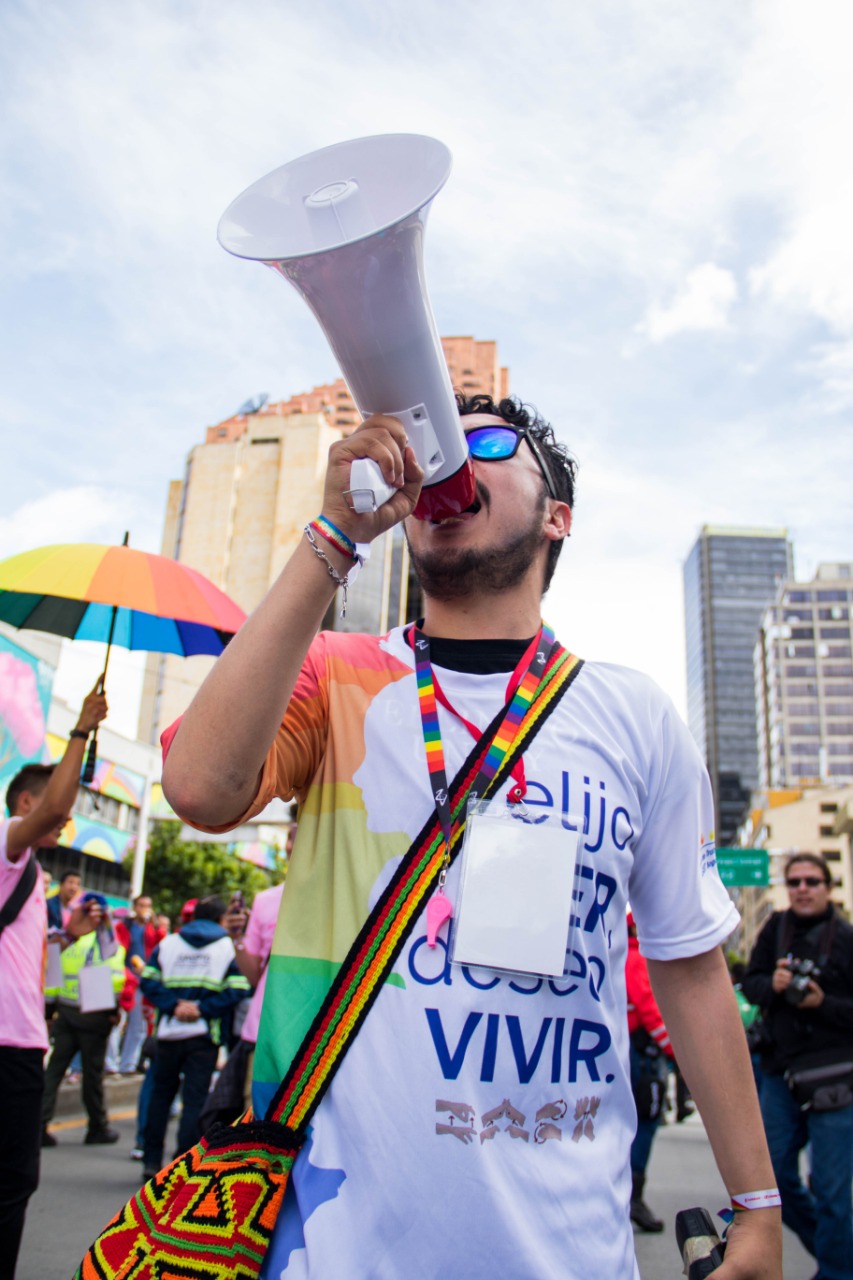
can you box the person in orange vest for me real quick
[626,911,675,1232]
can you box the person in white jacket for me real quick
[139,894,250,1179]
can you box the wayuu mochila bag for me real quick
[75,642,582,1280]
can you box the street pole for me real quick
[130,757,158,899]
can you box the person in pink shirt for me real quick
[0,682,106,1279]
[210,808,296,1120]
[235,808,297,1052]
[235,881,285,1051]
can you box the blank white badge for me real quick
[45,940,63,992]
[451,812,580,977]
[79,964,116,1013]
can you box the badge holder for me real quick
[79,958,116,1013]
[450,799,584,978]
[45,938,63,991]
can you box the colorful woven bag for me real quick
[75,642,582,1280]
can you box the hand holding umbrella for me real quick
[76,678,110,785]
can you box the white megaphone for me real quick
[217,134,475,521]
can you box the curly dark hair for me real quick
[455,392,577,592]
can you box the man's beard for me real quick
[406,485,546,602]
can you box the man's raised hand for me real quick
[321,415,424,544]
[75,680,109,736]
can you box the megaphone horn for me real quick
[217,134,475,521]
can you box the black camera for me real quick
[785,956,819,1006]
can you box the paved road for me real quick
[20,1106,816,1279]
[632,1113,813,1279]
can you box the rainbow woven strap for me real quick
[480,622,555,786]
[266,639,583,1136]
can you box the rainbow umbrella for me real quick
[0,535,246,779]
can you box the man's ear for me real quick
[15,790,37,817]
[544,501,572,543]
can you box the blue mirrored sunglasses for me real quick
[464,425,558,500]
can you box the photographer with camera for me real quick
[743,852,853,1280]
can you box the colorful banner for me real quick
[44,732,145,807]
[229,839,279,870]
[61,812,135,863]
[0,634,54,807]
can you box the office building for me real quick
[138,337,509,744]
[683,526,793,845]
[755,562,853,789]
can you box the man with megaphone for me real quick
[161,394,780,1279]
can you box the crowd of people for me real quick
[741,853,853,1280]
[629,853,853,1280]
[161,396,782,1279]
[3,393,853,1280]
[0,681,294,1280]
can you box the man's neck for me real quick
[421,584,543,640]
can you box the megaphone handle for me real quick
[347,458,399,514]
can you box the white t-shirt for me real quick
[0,818,49,1052]
[196,629,737,1280]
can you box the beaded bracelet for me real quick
[309,515,357,561]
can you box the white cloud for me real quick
[0,488,141,561]
[1,0,853,734]
[750,201,853,333]
[637,264,738,343]
[799,340,853,414]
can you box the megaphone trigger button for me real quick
[344,488,378,515]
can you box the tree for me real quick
[126,820,275,924]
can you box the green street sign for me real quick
[715,848,770,887]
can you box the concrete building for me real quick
[755,562,853,789]
[138,337,509,744]
[734,784,853,953]
[683,526,793,845]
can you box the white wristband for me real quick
[731,1189,782,1210]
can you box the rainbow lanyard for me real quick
[413,623,557,933]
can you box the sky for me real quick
[2,0,853,738]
